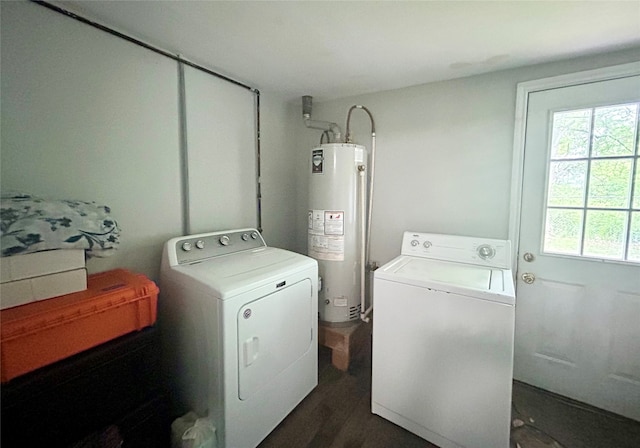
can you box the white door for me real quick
[515,73,640,421]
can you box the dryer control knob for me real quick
[182,242,193,251]
[195,240,205,249]
[251,232,259,240]
[219,235,230,246]
[477,244,496,260]
[411,240,419,247]
[241,233,249,241]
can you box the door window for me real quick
[543,102,640,262]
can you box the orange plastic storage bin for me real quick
[1,268,158,383]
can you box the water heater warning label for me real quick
[324,211,344,235]
[308,209,345,261]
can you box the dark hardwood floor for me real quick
[259,336,640,448]
[258,336,433,448]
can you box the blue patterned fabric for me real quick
[1,192,120,258]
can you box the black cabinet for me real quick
[1,326,169,448]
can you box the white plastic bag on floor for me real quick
[181,417,217,448]
[171,412,217,448]
[171,412,198,448]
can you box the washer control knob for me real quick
[195,240,205,249]
[241,233,249,241]
[251,232,259,240]
[182,242,192,252]
[410,240,419,247]
[477,244,496,260]
[423,241,432,249]
[219,235,230,246]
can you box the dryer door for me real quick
[237,278,313,400]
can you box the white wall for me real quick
[183,65,258,235]
[293,48,640,266]
[259,94,304,250]
[1,1,183,280]
[0,2,298,281]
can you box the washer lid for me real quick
[169,247,316,299]
[375,255,514,305]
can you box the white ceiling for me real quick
[57,1,640,101]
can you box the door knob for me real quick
[521,272,535,284]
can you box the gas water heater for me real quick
[308,143,367,324]
[303,95,376,325]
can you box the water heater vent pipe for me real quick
[302,95,342,142]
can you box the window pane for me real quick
[547,161,587,207]
[583,210,627,259]
[543,209,583,255]
[629,212,640,262]
[587,159,633,208]
[592,104,638,157]
[550,109,591,159]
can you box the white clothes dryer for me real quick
[372,232,515,448]
[160,228,318,448]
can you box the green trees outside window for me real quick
[544,103,639,262]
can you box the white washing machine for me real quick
[160,228,318,448]
[372,232,515,448]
